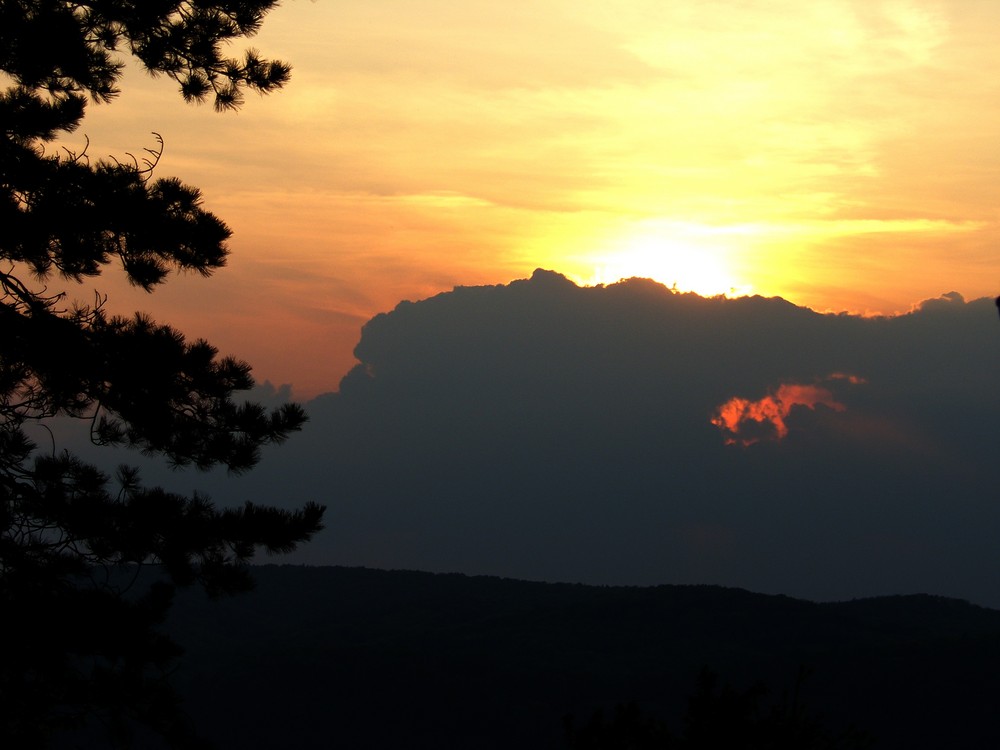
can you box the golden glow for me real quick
[48,1,1000,396]
[577,221,755,298]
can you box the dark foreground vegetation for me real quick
[2,3,322,745]
[127,566,1000,749]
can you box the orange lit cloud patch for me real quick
[712,375,864,446]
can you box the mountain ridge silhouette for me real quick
[155,564,1000,750]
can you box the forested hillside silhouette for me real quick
[156,566,1000,750]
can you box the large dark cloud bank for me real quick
[82,270,1000,606]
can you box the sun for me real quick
[594,228,751,297]
[578,221,753,298]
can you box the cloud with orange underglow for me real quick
[58,273,1000,609]
[712,375,864,446]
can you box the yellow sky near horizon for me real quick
[58,0,1000,397]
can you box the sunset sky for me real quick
[64,0,1000,397]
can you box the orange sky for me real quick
[59,0,1000,397]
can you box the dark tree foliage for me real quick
[564,669,874,750]
[1,2,324,746]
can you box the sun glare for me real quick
[580,222,754,298]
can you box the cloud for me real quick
[68,271,1000,607]
[914,290,965,312]
[712,374,864,446]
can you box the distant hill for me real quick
[158,565,1000,749]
